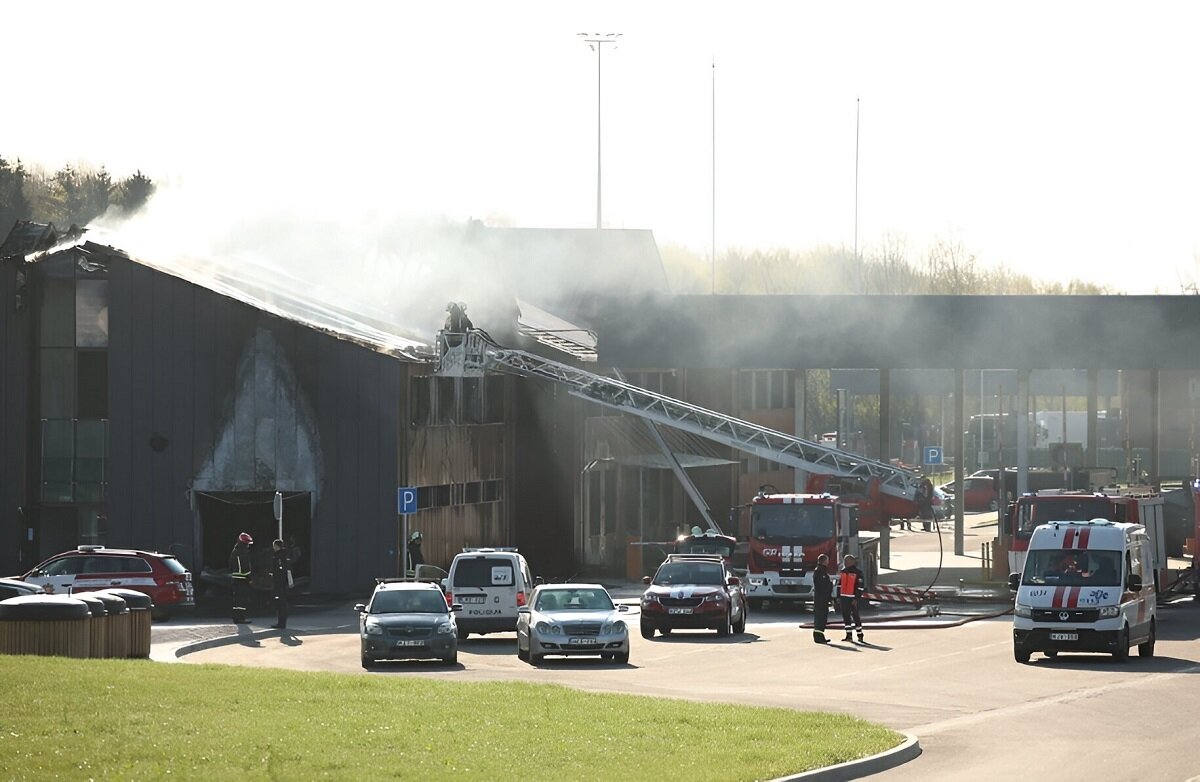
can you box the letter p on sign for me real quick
[397,487,417,514]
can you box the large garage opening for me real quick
[194,491,311,592]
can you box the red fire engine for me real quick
[739,489,873,609]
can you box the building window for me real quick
[738,370,794,411]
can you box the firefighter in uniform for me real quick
[229,532,253,623]
[811,553,834,644]
[270,538,293,630]
[838,553,866,643]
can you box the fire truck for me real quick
[1003,488,1167,590]
[739,488,873,610]
[434,327,913,583]
[804,473,922,531]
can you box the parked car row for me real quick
[356,549,748,669]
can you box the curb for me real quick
[772,733,921,781]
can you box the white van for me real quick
[444,548,537,639]
[1010,520,1156,663]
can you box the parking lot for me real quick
[166,516,1200,781]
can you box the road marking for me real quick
[913,661,1200,735]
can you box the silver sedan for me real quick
[516,583,630,665]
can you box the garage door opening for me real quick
[194,491,311,594]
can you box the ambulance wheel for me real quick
[1013,646,1031,664]
[1138,621,1156,658]
[1112,625,1130,662]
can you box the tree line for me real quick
[0,155,155,239]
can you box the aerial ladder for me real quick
[435,329,922,525]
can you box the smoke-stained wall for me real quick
[106,256,402,593]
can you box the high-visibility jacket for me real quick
[229,544,252,579]
[838,565,865,598]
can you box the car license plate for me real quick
[1049,632,1078,641]
[668,607,693,615]
[568,637,595,645]
[396,640,425,647]
[459,595,485,604]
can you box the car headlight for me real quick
[535,621,563,635]
[364,620,384,635]
[602,620,627,635]
[1014,604,1032,618]
[436,621,455,634]
[1098,605,1120,618]
[703,593,726,603]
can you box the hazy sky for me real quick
[5,1,1199,294]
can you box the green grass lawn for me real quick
[0,656,901,781]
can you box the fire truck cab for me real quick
[742,491,875,610]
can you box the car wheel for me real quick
[517,639,530,662]
[361,654,375,669]
[1013,646,1030,664]
[151,607,170,622]
[640,620,655,639]
[733,607,746,634]
[456,627,469,641]
[1112,625,1130,662]
[716,610,731,637]
[443,650,458,665]
[615,650,629,664]
[530,649,544,665]
[1138,621,1155,658]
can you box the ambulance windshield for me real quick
[1023,549,1122,587]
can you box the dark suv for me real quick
[21,545,194,619]
[639,554,747,639]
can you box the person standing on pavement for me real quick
[811,553,833,644]
[838,553,866,643]
[270,538,293,630]
[229,532,253,624]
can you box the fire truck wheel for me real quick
[1138,621,1155,658]
[716,611,731,637]
[640,621,655,639]
[1013,646,1031,664]
[1112,625,1130,662]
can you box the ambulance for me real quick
[1009,520,1156,664]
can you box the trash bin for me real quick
[74,594,108,659]
[86,591,130,659]
[0,595,91,658]
[98,588,153,659]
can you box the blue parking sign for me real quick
[923,447,943,466]
[397,487,417,514]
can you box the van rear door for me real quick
[452,556,518,615]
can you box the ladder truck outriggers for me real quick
[435,326,924,603]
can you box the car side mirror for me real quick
[517,606,531,614]
[354,603,367,613]
[727,576,741,586]
[1127,574,1143,592]
[642,576,652,585]
[1007,574,1020,592]
[617,604,630,613]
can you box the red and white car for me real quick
[21,545,194,619]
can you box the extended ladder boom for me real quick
[436,330,920,501]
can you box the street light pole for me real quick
[579,33,621,229]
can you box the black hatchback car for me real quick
[639,554,747,639]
